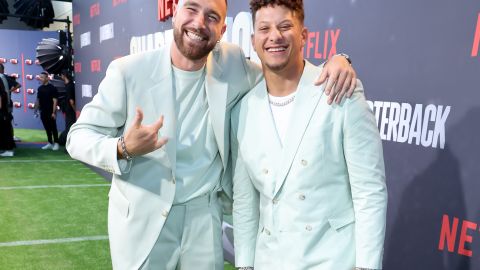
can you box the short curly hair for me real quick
[250,0,304,25]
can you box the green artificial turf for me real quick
[0,130,238,269]
[13,128,48,143]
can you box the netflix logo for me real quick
[90,3,100,18]
[472,13,480,57]
[113,0,127,7]
[158,0,178,22]
[438,214,477,257]
[75,62,82,73]
[91,59,101,72]
[304,29,340,60]
[73,14,80,26]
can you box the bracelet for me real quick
[119,135,133,161]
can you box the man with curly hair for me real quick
[231,1,387,269]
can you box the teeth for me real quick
[186,31,204,41]
[267,47,286,52]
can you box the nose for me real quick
[191,13,206,30]
[268,27,283,42]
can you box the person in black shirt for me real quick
[0,63,20,157]
[60,70,76,134]
[35,71,59,150]
[0,80,15,157]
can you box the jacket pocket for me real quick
[328,207,355,231]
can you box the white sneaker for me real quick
[52,143,60,151]
[42,143,53,150]
[0,151,14,157]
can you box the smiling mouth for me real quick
[185,30,206,41]
[266,46,287,52]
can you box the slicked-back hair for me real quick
[250,0,304,25]
[178,0,228,8]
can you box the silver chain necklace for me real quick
[269,95,296,106]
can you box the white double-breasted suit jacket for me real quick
[231,61,387,270]
[66,42,261,270]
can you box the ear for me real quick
[301,27,308,47]
[221,23,227,36]
[251,33,257,52]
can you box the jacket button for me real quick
[162,210,169,217]
[298,194,306,200]
[301,159,308,166]
[305,225,312,231]
[172,177,176,184]
[272,198,279,204]
[262,168,269,174]
[264,228,271,235]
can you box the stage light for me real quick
[0,0,8,24]
[36,37,71,74]
[13,0,55,29]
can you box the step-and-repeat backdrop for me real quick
[73,0,480,268]
[0,29,65,130]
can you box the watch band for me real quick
[336,53,352,65]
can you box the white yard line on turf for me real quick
[0,184,110,190]
[0,160,76,163]
[0,236,109,247]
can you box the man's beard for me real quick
[173,25,216,60]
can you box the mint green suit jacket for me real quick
[67,42,261,270]
[231,61,387,269]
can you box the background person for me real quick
[0,63,21,156]
[35,71,60,151]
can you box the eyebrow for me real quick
[256,19,294,25]
[184,1,222,19]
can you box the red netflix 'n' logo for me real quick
[90,3,100,18]
[158,0,178,22]
[113,0,127,7]
[73,14,80,26]
[75,62,82,73]
[90,60,101,73]
[438,214,477,257]
[472,13,480,57]
[304,29,340,60]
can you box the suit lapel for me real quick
[253,80,283,195]
[146,43,177,172]
[205,48,228,168]
[254,80,283,155]
[273,62,325,196]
